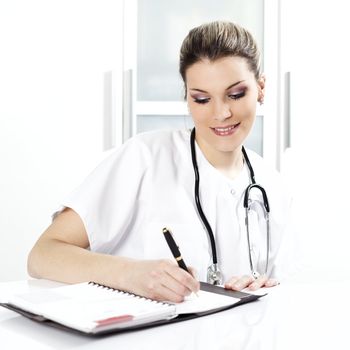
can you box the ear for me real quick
[257,74,266,103]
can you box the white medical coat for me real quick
[61,129,294,282]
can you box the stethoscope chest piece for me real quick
[207,263,222,285]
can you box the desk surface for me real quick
[1,270,349,350]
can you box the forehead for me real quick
[185,56,255,89]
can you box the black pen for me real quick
[162,227,199,297]
[162,227,189,271]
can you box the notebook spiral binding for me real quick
[87,281,172,307]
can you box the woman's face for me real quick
[186,56,265,157]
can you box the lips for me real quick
[211,123,240,136]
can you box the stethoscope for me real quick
[190,128,270,285]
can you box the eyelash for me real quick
[193,91,246,105]
[229,91,246,100]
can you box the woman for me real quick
[28,21,293,302]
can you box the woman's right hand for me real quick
[28,208,199,303]
[123,259,200,303]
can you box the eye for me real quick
[228,91,246,100]
[193,97,210,104]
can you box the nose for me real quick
[213,100,232,121]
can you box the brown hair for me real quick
[179,21,261,95]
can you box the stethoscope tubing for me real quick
[190,129,219,264]
[190,127,270,280]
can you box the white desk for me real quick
[1,271,349,350]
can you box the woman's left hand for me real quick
[224,274,279,291]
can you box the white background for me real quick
[279,0,350,275]
[0,0,349,282]
[0,0,123,280]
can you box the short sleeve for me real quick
[60,137,151,253]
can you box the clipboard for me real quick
[0,281,266,337]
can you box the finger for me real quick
[248,274,268,291]
[224,276,240,289]
[146,264,189,302]
[187,266,198,280]
[149,283,186,303]
[146,260,190,298]
[227,275,255,291]
[164,270,193,297]
[264,278,280,288]
[164,264,200,295]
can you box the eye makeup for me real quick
[190,87,247,104]
[189,81,249,105]
[191,95,210,104]
[227,84,248,100]
[228,89,246,101]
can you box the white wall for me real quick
[280,0,350,275]
[0,0,123,281]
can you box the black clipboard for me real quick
[0,282,266,337]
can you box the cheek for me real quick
[188,102,211,122]
[234,98,257,119]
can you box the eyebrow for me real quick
[189,80,245,93]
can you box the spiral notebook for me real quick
[0,281,264,336]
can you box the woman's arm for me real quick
[27,208,199,302]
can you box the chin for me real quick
[216,144,241,153]
[213,136,244,153]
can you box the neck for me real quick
[196,139,244,180]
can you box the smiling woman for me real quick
[179,21,265,177]
[185,56,264,176]
[27,21,298,302]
